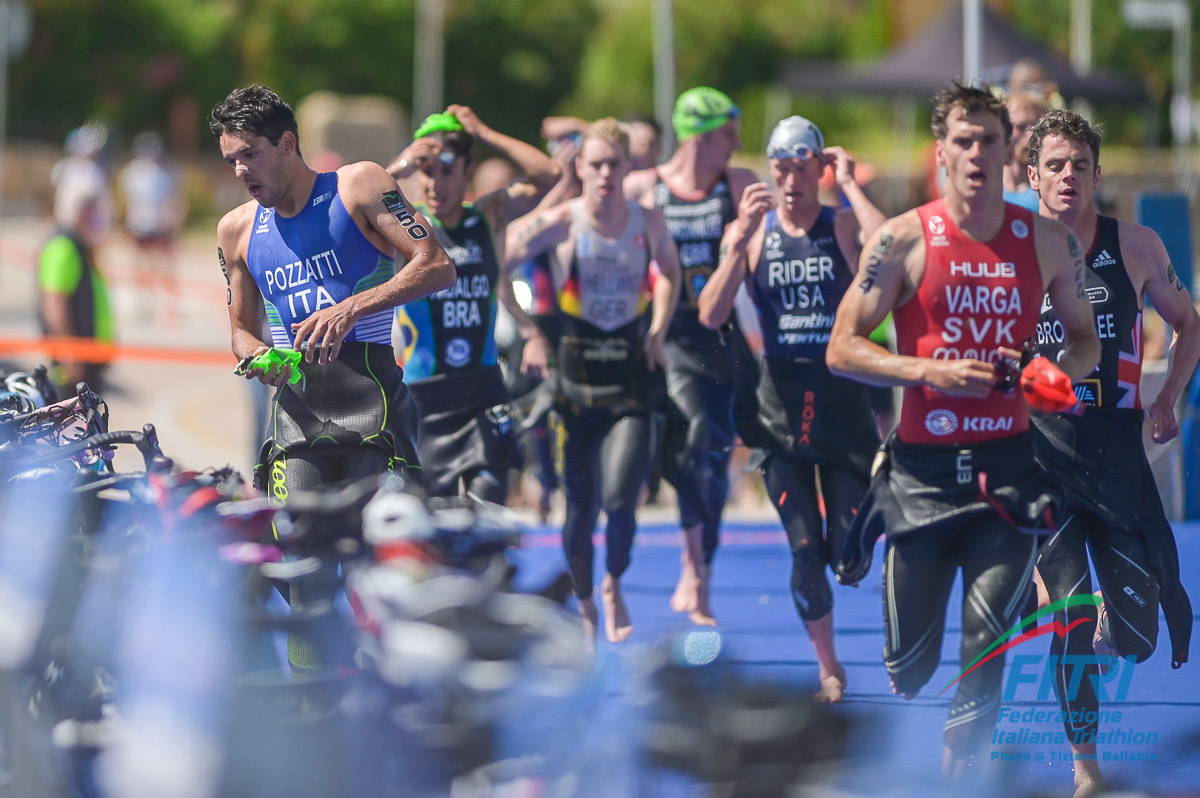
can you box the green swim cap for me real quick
[413,112,464,140]
[673,87,739,141]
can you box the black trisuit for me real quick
[654,174,739,562]
[1032,215,1192,744]
[397,205,520,504]
[552,200,661,600]
[736,208,878,621]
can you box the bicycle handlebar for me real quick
[28,424,168,472]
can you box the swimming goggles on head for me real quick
[767,144,820,162]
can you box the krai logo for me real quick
[939,593,1137,702]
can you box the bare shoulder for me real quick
[216,200,256,255]
[536,200,574,227]
[1031,212,1073,244]
[877,208,924,254]
[623,167,658,204]
[513,201,573,245]
[1032,213,1078,259]
[336,160,393,195]
[1115,217,1170,264]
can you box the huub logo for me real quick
[950,261,1016,279]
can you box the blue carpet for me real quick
[510,519,1200,796]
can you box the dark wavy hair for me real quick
[1028,109,1102,171]
[930,80,1011,141]
[208,85,299,148]
[429,129,475,164]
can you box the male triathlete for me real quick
[387,106,559,502]
[624,87,758,624]
[698,115,884,702]
[826,82,1100,778]
[1027,109,1197,796]
[505,119,680,644]
[211,85,453,671]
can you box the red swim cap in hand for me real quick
[1020,357,1082,415]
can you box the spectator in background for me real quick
[1007,57,1065,109]
[51,123,113,236]
[469,157,519,201]
[38,175,115,395]
[623,115,662,171]
[118,131,187,319]
[1002,91,1050,212]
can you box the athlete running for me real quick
[1026,109,1197,797]
[826,82,1101,779]
[505,119,681,644]
[386,106,559,503]
[211,85,454,672]
[624,87,758,624]
[698,115,885,702]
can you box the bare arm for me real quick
[1036,217,1100,381]
[825,146,886,268]
[827,214,1001,396]
[502,204,572,376]
[725,166,760,206]
[217,205,291,386]
[528,140,582,212]
[622,167,659,208]
[644,207,681,370]
[1125,223,1200,442]
[449,105,561,223]
[290,162,455,364]
[697,181,771,328]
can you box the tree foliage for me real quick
[6,0,1192,155]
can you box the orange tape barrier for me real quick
[0,337,236,366]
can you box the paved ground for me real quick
[0,214,257,474]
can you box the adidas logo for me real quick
[1092,249,1117,268]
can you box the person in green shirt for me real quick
[38,176,114,394]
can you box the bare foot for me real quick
[601,574,633,643]
[578,598,599,651]
[1071,744,1106,797]
[670,569,700,614]
[1073,767,1106,798]
[815,664,847,703]
[671,523,706,614]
